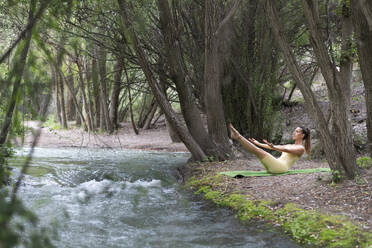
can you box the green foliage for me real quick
[0,0,71,245]
[357,156,372,169]
[0,146,14,186]
[0,191,55,248]
[44,115,61,131]
[203,156,217,162]
[0,145,55,248]
[331,170,343,183]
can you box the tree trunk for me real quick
[97,46,113,133]
[51,64,61,124]
[75,90,82,127]
[54,0,74,130]
[61,69,87,131]
[158,58,181,142]
[302,0,357,178]
[137,95,151,128]
[157,0,229,160]
[265,0,358,179]
[117,91,128,122]
[92,49,101,129]
[143,102,157,130]
[85,43,95,130]
[118,0,207,161]
[100,101,105,130]
[138,98,154,128]
[204,0,239,159]
[57,71,68,129]
[65,74,76,121]
[358,0,372,31]
[352,0,372,155]
[110,57,124,129]
[75,56,93,131]
[123,63,138,134]
[0,21,33,145]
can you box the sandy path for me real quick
[15,121,189,153]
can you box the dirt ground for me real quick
[16,121,188,152]
[16,120,372,232]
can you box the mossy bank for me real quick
[180,161,372,248]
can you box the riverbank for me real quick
[15,121,188,152]
[180,158,372,247]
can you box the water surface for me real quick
[10,148,301,248]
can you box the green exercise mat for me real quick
[219,168,331,178]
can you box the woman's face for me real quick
[292,127,304,140]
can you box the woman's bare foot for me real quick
[229,124,240,140]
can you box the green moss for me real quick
[185,175,372,248]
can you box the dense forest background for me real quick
[1,0,372,246]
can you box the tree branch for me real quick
[0,1,48,65]
[214,0,241,37]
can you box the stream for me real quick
[9,147,301,248]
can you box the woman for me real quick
[229,124,311,173]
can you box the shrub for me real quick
[356,156,372,169]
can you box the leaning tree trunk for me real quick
[123,62,138,135]
[265,0,358,179]
[118,0,207,161]
[143,102,157,130]
[138,98,155,128]
[157,0,226,159]
[158,59,181,142]
[0,23,33,145]
[352,0,372,155]
[301,0,357,178]
[0,0,50,145]
[137,95,150,128]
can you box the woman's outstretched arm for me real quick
[249,138,304,156]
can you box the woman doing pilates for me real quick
[229,124,311,173]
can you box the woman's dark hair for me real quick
[300,127,311,154]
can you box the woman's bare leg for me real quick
[229,124,268,160]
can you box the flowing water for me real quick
[9,148,301,248]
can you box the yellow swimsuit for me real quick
[259,152,300,173]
